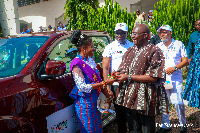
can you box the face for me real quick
[136,9,140,15]
[60,23,63,27]
[84,42,95,57]
[195,20,200,32]
[158,29,172,43]
[115,30,127,44]
[131,26,147,46]
[148,12,152,16]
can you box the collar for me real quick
[76,55,88,61]
[116,39,128,46]
[135,43,152,51]
[160,38,175,49]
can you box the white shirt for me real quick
[103,39,134,72]
[157,39,187,82]
[102,40,134,85]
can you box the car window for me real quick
[40,36,109,75]
[0,36,49,78]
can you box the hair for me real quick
[70,30,92,52]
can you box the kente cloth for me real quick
[69,55,103,133]
[115,44,169,116]
[182,35,200,109]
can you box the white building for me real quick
[0,0,175,36]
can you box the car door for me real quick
[34,32,112,132]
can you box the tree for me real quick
[150,0,200,45]
[63,0,99,29]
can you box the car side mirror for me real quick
[40,60,66,80]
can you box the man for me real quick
[156,25,188,133]
[147,10,153,24]
[134,9,145,27]
[102,22,134,133]
[58,22,67,31]
[114,24,168,133]
[150,26,161,45]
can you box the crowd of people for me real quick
[68,16,199,132]
[21,22,68,34]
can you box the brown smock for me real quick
[115,44,169,116]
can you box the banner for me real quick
[46,104,80,133]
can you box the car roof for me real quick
[1,30,112,41]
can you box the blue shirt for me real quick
[187,31,200,59]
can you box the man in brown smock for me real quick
[114,24,169,133]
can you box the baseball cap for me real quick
[114,23,128,32]
[149,10,153,12]
[157,25,172,32]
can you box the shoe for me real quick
[180,125,187,133]
[156,128,171,133]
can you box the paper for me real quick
[46,104,80,133]
[164,75,173,89]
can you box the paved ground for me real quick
[104,105,200,133]
[103,83,200,133]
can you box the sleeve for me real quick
[180,42,188,58]
[186,35,194,59]
[72,65,92,93]
[102,44,112,58]
[145,48,165,79]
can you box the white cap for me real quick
[157,25,172,32]
[114,23,128,32]
[149,10,153,12]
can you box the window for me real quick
[38,35,109,76]
[0,36,49,78]
[17,0,48,7]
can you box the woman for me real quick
[182,19,200,109]
[69,30,115,132]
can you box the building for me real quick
[0,0,175,36]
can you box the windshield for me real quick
[0,36,49,78]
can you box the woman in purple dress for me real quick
[69,30,115,133]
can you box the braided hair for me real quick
[70,30,92,52]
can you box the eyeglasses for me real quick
[130,32,146,37]
[158,32,169,35]
[115,33,126,37]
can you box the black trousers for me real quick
[111,85,155,133]
[127,109,155,133]
[111,85,127,133]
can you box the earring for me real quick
[84,50,86,53]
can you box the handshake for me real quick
[106,71,128,84]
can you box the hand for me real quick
[106,77,116,85]
[116,74,129,82]
[105,97,113,108]
[188,59,191,65]
[166,67,175,75]
[107,85,114,96]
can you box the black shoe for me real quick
[180,125,187,133]
[156,128,171,133]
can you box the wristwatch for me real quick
[128,75,132,82]
[174,66,178,71]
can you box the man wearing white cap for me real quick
[147,10,153,24]
[102,22,134,133]
[156,25,188,133]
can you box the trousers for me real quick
[162,81,186,129]
[112,85,156,133]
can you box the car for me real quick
[0,30,116,133]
